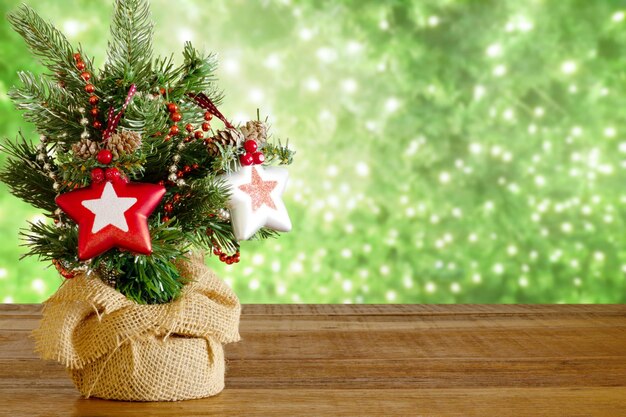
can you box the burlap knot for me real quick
[32,254,241,401]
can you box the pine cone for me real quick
[206,128,244,156]
[71,138,98,159]
[240,120,268,144]
[107,130,142,160]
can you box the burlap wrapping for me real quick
[32,254,241,401]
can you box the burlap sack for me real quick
[32,254,241,401]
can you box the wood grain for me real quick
[0,304,625,416]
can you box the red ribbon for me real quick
[103,84,137,142]
[187,93,234,129]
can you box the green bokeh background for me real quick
[1,0,626,304]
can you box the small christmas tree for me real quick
[0,0,294,305]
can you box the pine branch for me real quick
[262,139,295,165]
[20,221,79,266]
[92,221,191,304]
[9,72,84,142]
[0,135,57,212]
[7,5,92,95]
[102,0,154,90]
[168,43,222,104]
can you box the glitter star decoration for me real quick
[55,180,165,260]
[222,165,291,240]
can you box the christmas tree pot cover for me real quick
[34,254,240,401]
[1,0,293,402]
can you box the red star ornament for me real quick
[222,165,291,241]
[55,180,165,260]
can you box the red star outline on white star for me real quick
[222,165,292,240]
[55,180,165,260]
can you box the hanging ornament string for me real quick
[187,92,234,129]
[103,84,137,142]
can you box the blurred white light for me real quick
[341,249,352,258]
[223,58,240,74]
[492,263,504,274]
[63,20,82,37]
[31,278,46,294]
[493,64,507,77]
[612,11,625,22]
[3,296,13,303]
[604,127,617,137]
[474,85,486,100]
[177,28,194,43]
[249,279,260,290]
[248,88,264,103]
[486,43,502,57]
[327,165,338,177]
[252,254,265,265]
[425,282,436,293]
[561,61,577,74]
[518,277,529,287]
[380,265,390,275]
[385,97,400,113]
[472,273,482,283]
[507,245,518,256]
[561,223,573,233]
[346,41,363,54]
[428,16,440,26]
[379,20,389,30]
[305,77,321,92]
[386,290,397,301]
[534,107,545,117]
[470,143,482,154]
[316,47,337,62]
[439,171,451,183]
[0,268,6,279]
[355,162,369,177]
[535,176,546,187]
[342,280,353,292]
[450,283,461,293]
[264,54,281,69]
[299,28,314,40]
[341,79,358,94]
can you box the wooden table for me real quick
[1,304,625,416]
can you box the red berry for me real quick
[97,149,113,165]
[81,71,91,81]
[90,168,105,183]
[158,180,165,186]
[240,153,254,166]
[167,103,178,113]
[164,203,173,213]
[85,84,95,93]
[202,122,211,131]
[194,130,204,139]
[204,112,213,121]
[105,168,121,182]
[177,170,184,178]
[88,95,99,105]
[90,107,99,116]
[213,248,221,256]
[170,112,182,122]
[192,163,199,170]
[76,61,86,71]
[244,140,258,153]
[173,193,181,202]
[169,125,180,135]
[163,216,170,223]
[73,53,82,61]
[93,120,102,129]
[226,258,234,265]
[184,165,192,173]
[185,123,193,132]
[252,151,265,165]
[219,253,227,262]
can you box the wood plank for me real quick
[0,387,624,417]
[3,357,626,389]
[1,304,625,416]
[3,303,626,317]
